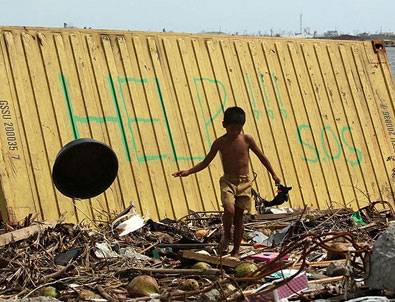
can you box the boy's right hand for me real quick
[172,170,190,177]
[272,174,281,185]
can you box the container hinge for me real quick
[372,40,386,54]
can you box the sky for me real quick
[0,0,394,35]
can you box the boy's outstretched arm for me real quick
[172,140,219,177]
[246,135,281,184]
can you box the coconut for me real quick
[180,279,200,291]
[234,262,258,277]
[195,229,209,238]
[40,286,58,298]
[78,289,102,300]
[127,275,160,297]
[191,262,212,270]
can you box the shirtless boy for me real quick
[172,106,281,257]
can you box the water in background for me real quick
[387,47,395,77]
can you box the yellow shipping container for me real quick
[0,27,394,223]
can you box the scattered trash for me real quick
[0,204,394,300]
[267,207,294,214]
[249,272,308,301]
[94,242,119,258]
[262,224,293,246]
[268,269,302,280]
[249,251,288,263]
[248,231,269,244]
[351,210,368,225]
[197,289,220,302]
[112,205,145,236]
[119,246,151,260]
[345,297,391,302]
[53,247,83,266]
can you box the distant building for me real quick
[324,30,339,38]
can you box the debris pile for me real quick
[0,201,395,301]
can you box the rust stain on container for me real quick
[0,27,393,223]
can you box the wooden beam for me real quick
[117,267,221,275]
[308,276,344,284]
[181,250,241,268]
[292,259,346,268]
[0,223,52,247]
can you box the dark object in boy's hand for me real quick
[253,184,292,213]
[268,184,292,206]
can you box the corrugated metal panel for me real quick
[0,27,393,223]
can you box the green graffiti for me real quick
[271,72,288,118]
[258,73,274,119]
[193,77,227,146]
[60,74,133,161]
[341,126,363,166]
[258,72,287,120]
[297,123,363,166]
[60,73,215,163]
[245,73,260,120]
[60,71,364,170]
[60,74,79,139]
[321,125,342,161]
[297,124,320,163]
[155,77,177,161]
[117,76,164,162]
[107,75,132,161]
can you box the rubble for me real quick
[0,202,394,301]
[367,223,395,291]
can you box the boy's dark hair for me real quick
[223,106,246,126]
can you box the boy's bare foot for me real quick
[230,249,240,258]
[219,237,231,255]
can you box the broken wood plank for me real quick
[181,250,240,268]
[251,213,299,221]
[158,243,254,249]
[0,223,52,247]
[117,267,221,275]
[158,243,217,249]
[251,208,352,221]
[308,276,344,284]
[292,259,346,268]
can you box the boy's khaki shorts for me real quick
[220,174,252,212]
